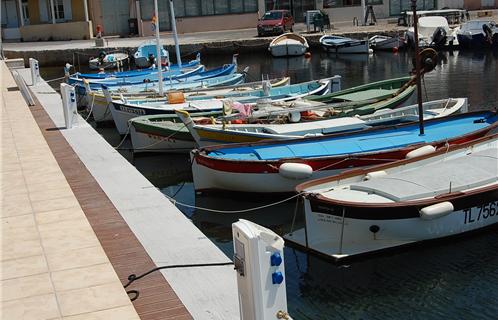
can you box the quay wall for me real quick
[3,30,404,67]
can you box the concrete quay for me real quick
[3,21,407,66]
[1,60,240,319]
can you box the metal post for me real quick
[169,0,182,68]
[361,0,366,26]
[17,0,24,26]
[338,207,346,254]
[411,0,424,135]
[153,0,164,95]
[50,0,56,24]
[83,0,89,22]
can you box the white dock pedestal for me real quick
[233,219,291,320]
[60,83,78,129]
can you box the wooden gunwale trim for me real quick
[301,133,498,209]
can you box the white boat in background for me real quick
[405,16,459,48]
[286,132,498,261]
[89,52,129,70]
[269,33,309,57]
[134,40,169,68]
[369,35,405,51]
[320,35,372,54]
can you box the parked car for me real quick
[257,10,294,36]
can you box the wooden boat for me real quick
[320,35,372,54]
[304,76,415,116]
[457,20,498,49]
[285,133,498,261]
[89,52,129,70]
[405,16,459,48]
[269,33,309,57]
[369,35,405,51]
[129,110,223,153]
[134,40,169,68]
[190,111,498,194]
[85,75,289,123]
[72,63,239,98]
[110,77,335,135]
[174,97,467,149]
[79,53,201,79]
[68,64,205,88]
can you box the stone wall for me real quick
[20,21,93,41]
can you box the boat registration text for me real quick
[463,201,498,225]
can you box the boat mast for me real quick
[153,0,164,96]
[169,0,182,69]
[411,0,425,135]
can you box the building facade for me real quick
[1,0,92,41]
[2,0,497,41]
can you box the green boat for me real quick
[129,76,416,153]
[129,110,222,154]
[304,76,416,116]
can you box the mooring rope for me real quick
[165,192,303,214]
[84,94,96,121]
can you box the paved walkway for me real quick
[1,61,140,319]
[14,64,239,320]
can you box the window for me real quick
[171,0,258,17]
[49,0,65,20]
[214,0,229,14]
[367,0,383,4]
[324,0,361,7]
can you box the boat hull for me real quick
[129,124,195,153]
[286,193,498,260]
[370,37,405,50]
[457,33,498,48]
[321,40,370,53]
[270,43,307,57]
[110,100,223,135]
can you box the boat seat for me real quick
[333,88,398,102]
[350,148,498,201]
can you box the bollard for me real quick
[60,83,78,129]
[29,58,40,86]
[232,219,291,320]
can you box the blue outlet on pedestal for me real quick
[272,271,284,284]
[270,252,282,266]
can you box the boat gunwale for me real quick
[195,110,498,156]
[295,132,498,206]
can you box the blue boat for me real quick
[134,40,169,68]
[457,20,498,49]
[72,63,237,95]
[190,111,498,193]
[75,53,201,80]
[319,35,372,54]
[68,64,204,87]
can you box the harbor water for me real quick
[43,49,498,319]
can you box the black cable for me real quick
[124,261,234,301]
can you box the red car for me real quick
[257,10,294,36]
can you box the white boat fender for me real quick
[364,170,387,181]
[419,202,454,220]
[405,145,436,159]
[278,163,313,180]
